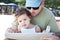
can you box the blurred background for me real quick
[0,0,60,16]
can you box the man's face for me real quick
[27,6,41,16]
[26,0,44,16]
[17,14,31,28]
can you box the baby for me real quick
[6,7,41,33]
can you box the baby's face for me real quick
[17,14,31,28]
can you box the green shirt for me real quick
[12,7,59,33]
[31,7,59,32]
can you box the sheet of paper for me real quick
[0,15,15,40]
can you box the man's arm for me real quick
[47,11,59,32]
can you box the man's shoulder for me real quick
[42,7,52,14]
[41,7,54,17]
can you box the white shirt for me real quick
[20,27,36,33]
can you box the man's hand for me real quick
[4,38,16,40]
[40,35,60,40]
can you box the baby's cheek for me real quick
[26,21,30,25]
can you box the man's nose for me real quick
[22,21,25,23]
[30,8,34,13]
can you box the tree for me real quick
[45,0,60,9]
[0,0,15,3]
[15,0,26,6]
[0,0,60,9]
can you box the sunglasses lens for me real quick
[27,7,39,10]
[33,7,39,10]
[27,7,31,9]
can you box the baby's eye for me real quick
[19,21,22,22]
[24,19,26,21]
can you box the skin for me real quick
[17,13,31,29]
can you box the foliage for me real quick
[18,0,26,6]
[45,0,60,8]
[0,0,60,9]
[0,0,15,3]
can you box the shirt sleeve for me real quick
[47,11,59,32]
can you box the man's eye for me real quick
[24,19,26,21]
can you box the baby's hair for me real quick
[15,7,32,18]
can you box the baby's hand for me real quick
[6,28,14,33]
[17,25,22,33]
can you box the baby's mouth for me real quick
[23,24,26,26]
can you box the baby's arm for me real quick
[35,25,41,33]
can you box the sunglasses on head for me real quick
[27,7,39,10]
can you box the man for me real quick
[25,0,59,32]
[25,0,60,40]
